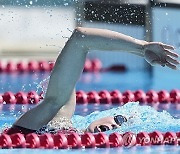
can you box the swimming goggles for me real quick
[114,115,127,126]
[96,115,127,132]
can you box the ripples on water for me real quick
[0,102,179,134]
[72,102,180,134]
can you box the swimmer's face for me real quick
[86,115,127,133]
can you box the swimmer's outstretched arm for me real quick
[14,27,179,130]
[75,27,179,68]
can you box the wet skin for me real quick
[87,116,121,133]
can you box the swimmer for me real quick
[5,27,179,135]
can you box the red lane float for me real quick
[1,91,40,104]
[0,131,179,149]
[0,59,126,73]
[0,90,180,104]
[77,89,180,104]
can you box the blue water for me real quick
[72,102,180,134]
[0,103,179,133]
[0,146,179,154]
[1,69,180,93]
[0,71,180,154]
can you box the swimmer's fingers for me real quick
[161,43,175,50]
[166,62,177,70]
[166,55,180,65]
[164,49,179,58]
[152,60,177,70]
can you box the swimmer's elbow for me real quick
[73,27,88,37]
[68,27,84,41]
[74,27,83,33]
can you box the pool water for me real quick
[0,70,179,154]
[0,146,179,154]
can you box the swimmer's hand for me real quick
[144,42,179,69]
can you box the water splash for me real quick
[0,102,179,134]
[36,76,50,97]
[29,1,33,5]
[72,102,180,134]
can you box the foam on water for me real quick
[0,102,179,134]
[72,102,180,134]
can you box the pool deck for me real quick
[0,6,75,62]
[0,48,59,62]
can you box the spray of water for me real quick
[72,102,180,134]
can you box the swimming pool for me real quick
[0,70,179,153]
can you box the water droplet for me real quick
[67,28,73,32]
[29,1,33,5]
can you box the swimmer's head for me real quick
[86,115,127,133]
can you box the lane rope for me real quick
[0,59,126,73]
[0,90,180,104]
[0,131,179,148]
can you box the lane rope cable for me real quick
[0,59,126,73]
[0,131,179,148]
[0,90,179,104]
